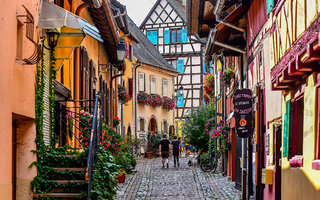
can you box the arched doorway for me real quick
[127,125,131,137]
[148,118,158,135]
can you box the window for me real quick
[146,30,158,45]
[162,79,168,97]
[177,90,184,107]
[163,121,168,133]
[138,72,145,92]
[16,20,23,59]
[291,95,304,157]
[150,76,156,94]
[266,0,275,14]
[139,118,145,131]
[170,28,187,43]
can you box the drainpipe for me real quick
[134,61,142,138]
[110,63,126,130]
[74,3,89,148]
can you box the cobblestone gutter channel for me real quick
[115,157,241,200]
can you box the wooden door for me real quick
[274,125,282,200]
[12,120,17,200]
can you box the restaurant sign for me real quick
[233,89,253,138]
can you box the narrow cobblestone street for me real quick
[116,156,241,200]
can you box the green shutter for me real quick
[283,100,291,157]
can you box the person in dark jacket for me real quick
[172,136,180,167]
[159,134,170,168]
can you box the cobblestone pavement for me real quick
[116,156,241,200]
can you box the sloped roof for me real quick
[140,0,186,28]
[128,18,177,73]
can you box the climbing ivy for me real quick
[49,50,57,147]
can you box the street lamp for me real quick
[46,29,60,49]
[117,40,126,61]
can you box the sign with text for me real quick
[233,89,253,138]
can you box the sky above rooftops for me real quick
[117,0,157,26]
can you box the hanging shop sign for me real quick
[233,89,253,138]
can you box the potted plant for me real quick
[118,84,130,104]
[222,68,234,86]
[204,73,215,102]
[113,116,121,127]
[116,169,126,183]
[137,91,149,105]
[162,97,175,110]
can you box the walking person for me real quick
[172,136,180,167]
[178,137,182,157]
[159,134,170,168]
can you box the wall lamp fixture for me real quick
[41,29,60,50]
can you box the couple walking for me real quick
[159,134,180,168]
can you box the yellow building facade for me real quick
[269,0,320,199]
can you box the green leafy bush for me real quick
[182,101,216,152]
[91,145,119,200]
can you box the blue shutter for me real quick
[182,28,187,42]
[177,59,184,73]
[266,0,274,15]
[209,61,213,73]
[177,30,182,42]
[177,92,183,107]
[164,30,170,44]
[147,31,158,45]
[152,31,158,45]
[172,30,176,43]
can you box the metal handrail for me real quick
[86,93,100,200]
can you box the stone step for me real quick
[53,167,86,172]
[34,192,84,199]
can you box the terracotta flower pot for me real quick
[145,152,152,158]
[116,169,126,183]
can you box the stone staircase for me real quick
[33,154,87,200]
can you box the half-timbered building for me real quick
[140,0,204,134]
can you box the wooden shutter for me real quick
[128,78,133,97]
[177,59,184,73]
[182,28,187,42]
[163,79,168,97]
[177,29,182,43]
[171,30,177,43]
[43,42,51,146]
[150,76,156,94]
[177,90,184,107]
[138,73,144,92]
[164,30,170,44]
[283,101,290,157]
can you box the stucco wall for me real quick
[0,0,40,199]
[136,64,176,138]
[281,75,320,200]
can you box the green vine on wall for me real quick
[49,50,57,147]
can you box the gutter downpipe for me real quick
[74,3,89,148]
[110,63,126,130]
[134,61,142,138]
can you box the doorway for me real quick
[148,118,158,135]
[12,120,17,200]
[274,124,282,200]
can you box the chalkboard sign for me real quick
[233,89,253,138]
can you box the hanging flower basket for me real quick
[118,84,130,104]
[149,94,163,107]
[210,121,230,154]
[204,73,215,101]
[113,116,121,126]
[137,91,149,105]
[222,68,234,86]
[162,97,175,111]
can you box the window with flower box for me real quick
[139,72,145,92]
[150,75,156,94]
[162,79,168,97]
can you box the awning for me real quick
[38,0,103,68]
